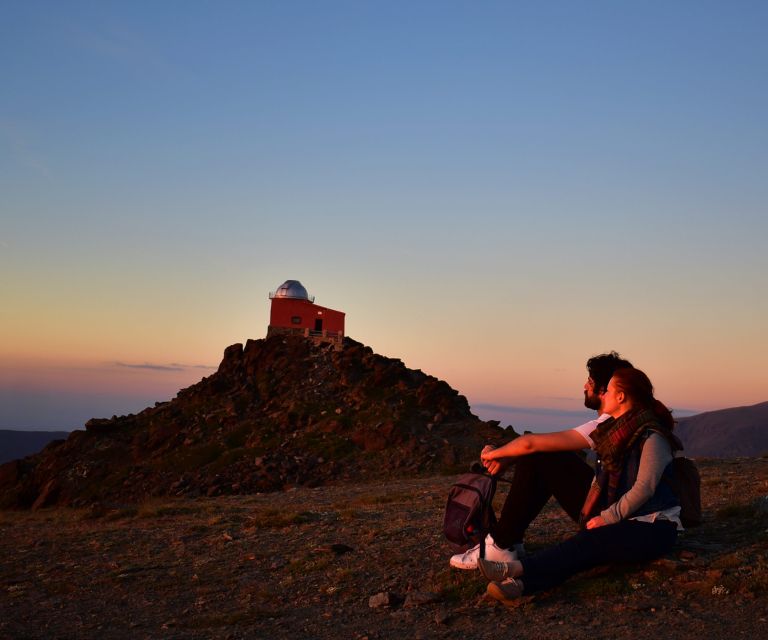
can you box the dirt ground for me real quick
[1,457,767,640]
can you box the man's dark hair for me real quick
[586,351,633,394]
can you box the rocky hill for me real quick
[0,335,508,509]
[675,400,768,458]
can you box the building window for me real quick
[291,316,302,325]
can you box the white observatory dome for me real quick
[271,280,314,301]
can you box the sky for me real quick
[2,1,767,434]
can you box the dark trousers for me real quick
[490,451,595,549]
[519,519,678,593]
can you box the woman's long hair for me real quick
[611,367,675,431]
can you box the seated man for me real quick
[450,351,633,569]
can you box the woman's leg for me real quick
[519,519,678,594]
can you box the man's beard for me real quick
[584,392,601,411]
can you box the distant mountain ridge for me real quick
[0,430,70,465]
[675,400,768,458]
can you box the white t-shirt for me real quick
[572,413,611,448]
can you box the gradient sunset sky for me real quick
[2,2,767,433]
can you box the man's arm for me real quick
[481,428,591,463]
[480,415,606,474]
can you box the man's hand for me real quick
[481,445,507,476]
[585,516,607,530]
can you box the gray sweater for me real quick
[599,433,677,525]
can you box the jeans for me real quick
[519,518,678,593]
[490,451,595,549]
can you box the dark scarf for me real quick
[579,408,677,526]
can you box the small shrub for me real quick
[715,503,758,520]
[350,491,414,506]
[181,610,275,628]
[207,447,249,473]
[247,508,322,528]
[225,424,252,448]
[570,576,632,598]
[158,443,225,473]
[432,568,485,603]
[136,500,202,519]
[104,506,139,521]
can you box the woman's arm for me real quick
[599,433,673,524]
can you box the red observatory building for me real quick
[267,280,345,345]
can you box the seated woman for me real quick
[478,367,683,604]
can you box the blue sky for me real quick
[2,1,767,432]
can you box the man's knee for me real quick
[516,450,590,476]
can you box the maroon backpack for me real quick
[443,465,510,556]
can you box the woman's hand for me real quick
[585,516,607,530]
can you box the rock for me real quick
[87,502,108,518]
[31,479,58,510]
[218,343,244,375]
[434,608,451,624]
[312,543,354,555]
[369,592,397,609]
[403,591,440,608]
[84,418,115,432]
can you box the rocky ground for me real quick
[1,457,767,640]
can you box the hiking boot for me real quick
[486,578,524,605]
[477,557,517,582]
[449,535,517,570]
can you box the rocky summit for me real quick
[0,335,509,509]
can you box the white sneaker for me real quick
[449,534,518,570]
